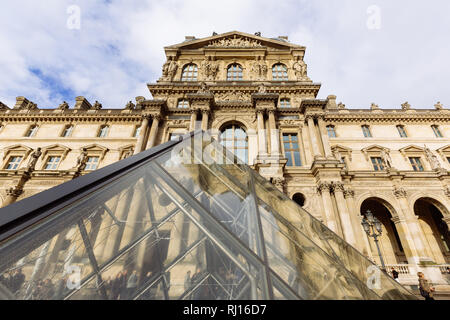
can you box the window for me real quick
[85,156,99,171]
[61,125,74,137]
[447,157,450,164]
[272,64,288,81]
[98,125,109,138]
[279,99,291,108]
[397,125,407,138]
[283,133,302,166]
[25,125,38,137]
[5,156,23,170]
[362,125,372,138]
[326,125,337,138]
[44,156,61,170]
[181,64,198,81]
[133,126,141,138]
[169,133,184,141]
[432,125,443,138]
[177,99,189,109]
[409,157,424,171]
[371,157,384,171]
[220,124,248,163]
[227,64,243,81]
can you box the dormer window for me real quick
[181,64,198,81]
[227,64,243,81]
[362,125,372,138]
[61,125,74,137]
[432,125,443,138]
[25,125,38,137]
[397,125,407,138]
[272,63,288,81]
[98,125,109,138]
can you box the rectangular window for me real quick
[44,156,61,170]
[362,125,372,138]
[327,125,337,138]
[98,126,109,138]
[283,133,302,167]
[62,125,73,137]
[85,156,99,171]
[432,125,443,138]
[25,125,38,137]
[371,157,384,171]
[447,157,450,164]
[177,100,189,109]
[134,126,141,138]
[279,99,291,108]
[397,125,407,138]
[409,157,424,171]
[5,156,23,170]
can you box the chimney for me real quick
[74,96,92,110]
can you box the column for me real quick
[299,125,313,166]
[201,110,209,131]
[331,183,357,246]
[317,182,339,234]
[257,110,268,157]
[189,109,198,132]
[145,115,161,150]
[343,188,373,257]
[306,116,321,159]
[317,116,333,158]
[268,110,281,156]
[134,115,150,154]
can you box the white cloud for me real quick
[0,0,449,109]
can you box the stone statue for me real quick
[258,83,267,93]
[254,32,261,36]
[125,101,135,110]
[292,57,308,80]
[251,57,268,80]
[198,82,209,94]
[201,57,219,81]
[162,59,170,79]
[92,101,102,110]
[401,101,411,110]
[424,145,441,170]
[57,101,69,110]
[75,148,88,172]
[370,103,380,110]
[380,149,392,169]
[338,102,346,109]
[167,58,178,80]
[26,148,42,173]
[435,102,443,110]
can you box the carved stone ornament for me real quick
[197,82,210,94]
[401,101,411,110]
[251,57,268,81]
[331,182,345,193]
[337,102,346,109]
[434,102,443,110]
[125,101,136,110]
[444,186,450,198]
[26,147,42,173]
[343,189,355,199]
[317,182,331,193]
[292,57,308,81]
[216,91,251,102]
[393,186,407,199]
[424,145,442,170]
[161,57,178,81]
[370,103,380,110]
[207,36,263,48]
[92,101,103,110]
[6,187,23,198]
[57,101,69,110]
[200,57,219,81]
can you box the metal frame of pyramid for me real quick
[0,131,417,300]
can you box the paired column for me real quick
[317,116,333,158]
[145,115,161,150]
[257,110,268,157]
[268,110,281,156]
[201,110,209,131]
[134,115,151,154]
[189,110,198,132]
[317,182,339,234]
[306,116,321,159]
[331,182,357,246]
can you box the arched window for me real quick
[293,193,306,207]
[181,64,198,81]
[272,63,288,81]
[220,124,248,163]
[227,64,243,81]
[279,98,291,108]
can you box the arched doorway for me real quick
[292,193,305,207]
[360,198,407,265]
[414,198,450,264]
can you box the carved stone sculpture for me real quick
[401,102,411,110]
[75,148,88,172]
[57,101,69,110]
[125,101,136,110]
[207,36,263,48]
[424,145,441,170]
[26,148,42,173]
[380,149,393,169]
[370,103,380,110]
[92,101,102,110]
[292,57,308,80]
[435,102,443,110]
[201,57,219,81]
[251,57,268,80]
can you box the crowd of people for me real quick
[0,269,25,296]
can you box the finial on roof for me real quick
[254,32,261,36]
[212,32,218,36]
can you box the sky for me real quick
[1,0,450,109]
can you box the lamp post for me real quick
[361,209,386,272]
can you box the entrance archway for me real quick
[414,198,450,264]
[360,198,407,265]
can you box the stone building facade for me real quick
[0,31,449,287]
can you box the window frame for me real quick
[282,133,302,167]
[396,125,408,138]
[272,63,288,81]
[279,98,291,108]
[133,125,141,138]
[177,99,190,109]
[85,156,100,171]
[409,157,425,172]
[370,157,384,171]
[25,124,39,137]
[181,64,198,81]
[4,156,23,170]
[43,156,61,171]
[227,64,243,81]
[326,125,337,138]
[431,125,444,138]
[61,124,74,138]
[362,125,372,138]
[219,124,248,164]
[98,125,110,138]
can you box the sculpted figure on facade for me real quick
[424,145,442,170]
[161,57,178,81]
[57,101,69,110]
[251,57,268,80]
[197,82,210,94]
[208,36,262,48]
[337,102,346,109]
[75,148,88,172]
[434,102,443,110]
[200,57,219,81]
[401,102,411,110]
[26,148,42,173]
[292,57,308,81]
[370,103,380,110]
[125,101,136,110]
[380,149,393,169]
[92,101,103,110]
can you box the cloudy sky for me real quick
[1,0,449,109]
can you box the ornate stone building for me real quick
[0,31,449,288]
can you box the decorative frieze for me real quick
[207,36,263,48]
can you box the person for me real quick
[418,272,435,300]
[391,267,399,283]
[126,270,138,299]
[184,270,192,291]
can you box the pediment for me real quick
[165,31,304,51]
[41,144,71,160]
[361,145,387,153]
[399,145,425,153]
[2,144,33,160]
[436,145,450,153]
[82,144,109,160]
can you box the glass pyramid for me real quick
[0,131,417,300]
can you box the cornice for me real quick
[324,110,450,123]
[0,112,142,122]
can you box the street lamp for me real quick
[362,210,386,271]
